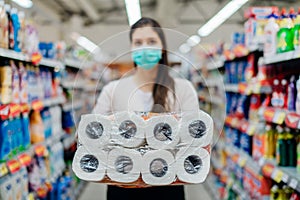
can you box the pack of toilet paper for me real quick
[72,110,213,187]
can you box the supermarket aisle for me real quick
[79,182,213,200]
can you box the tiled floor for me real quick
[78,182,213,200]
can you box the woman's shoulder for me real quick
[173,77,193,88]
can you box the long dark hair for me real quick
[130,17,175,113]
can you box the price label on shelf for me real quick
[20,103,30,113]
[35,145,46,157]
[262,164,274,177]
[281,173,289,183]
[247,124,256,136]
[7,159,21,174]
[0,104,10,120]
[238,156,247,167]
[273,111,286,124]
[264,108,275,122]
[285,113,300,129]
[271,169,283,183]
[31,100,44,111]
[18,153,32,166]
[0,163,8,177]
[289,178,298,190]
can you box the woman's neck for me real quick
[133,66,158,92]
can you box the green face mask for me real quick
[132,48,162,70]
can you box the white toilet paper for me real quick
[78,114,111,149]
[111,112,145,148]
[179,111,213,147]
[106,147,142,183]
[141,150,176,185]
[175,147,210,184]
[72,146,107,181]
[145,115,180,149]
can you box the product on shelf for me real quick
[0,1,8,49]
[276,8,294,53]
[29,110,45,144]
[264,11,280,57]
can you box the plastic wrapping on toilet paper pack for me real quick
[77,114,111,150]
[74,110,213,187]
[106,147,143,183]
[72,146,107,181]
[145,115,180,149]
[179,110,213,147]
[111,112,146,148]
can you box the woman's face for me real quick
[131,26,163,50]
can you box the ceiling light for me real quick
[124,0,142,26]
[11,0,33,8]
[70,32,100,54]
[198,0,248,37]
[187,35,201,47]
[179,44,191,54]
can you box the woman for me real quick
[93,17,199,200]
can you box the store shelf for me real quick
[225,84,239,93]
[0,48,29,61]
[64,58,94,69]
[231,182,251,200]
[258,106,299,128]
[43,96,66,107]
[40,58,65,69]
[259,158,300,193]
[61,80,86,89]
[207,59,224,71]
[63,100,84,111]
[264,49,300,65]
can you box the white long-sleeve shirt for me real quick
[93,76,199,115]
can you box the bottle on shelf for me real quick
[271,79,280,107]
[0,0,8,49]
[276,8,295,53]
[293,8,300,49]
[276,125,288,166]
[286,129,297,167]
[264,11,279,57]
[245,12,257,50]
[287,76,296,111]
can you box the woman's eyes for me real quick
[133,39,158,46]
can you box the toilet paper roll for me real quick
[106,147,142,183]
[175,147,210,184]
[145,115,180,149]
[141,150,176,185]
[72,146,107,181]
[78,114,111,149]
[111,112,145,148]
[180,111,213,147]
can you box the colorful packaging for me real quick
[18,11,25,52]
[24,23,39,55]
[293,8,300,49]
[297,141,300,173]
[29,110,45,144]
[0,1,8,49]
[41,108,52,139]
[21,113,30,150]
[0,175,13,200]
[18,62,28,104]
[0,61,12,87]
[296,75,300,114]
[264,11,279,57]
[10,7,20,52]
[245,13,257,50]
[288,76,296,111]
[276,8,295,53]
[0,120,10,161]
[6,4,14,50]
[286,132,297,166]
[11,60,20,104]
[14,117,23,153]
[240,132,252,155]
[276,126,288,166]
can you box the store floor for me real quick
[78,182,213,200]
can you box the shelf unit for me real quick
[264,49,300,65]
